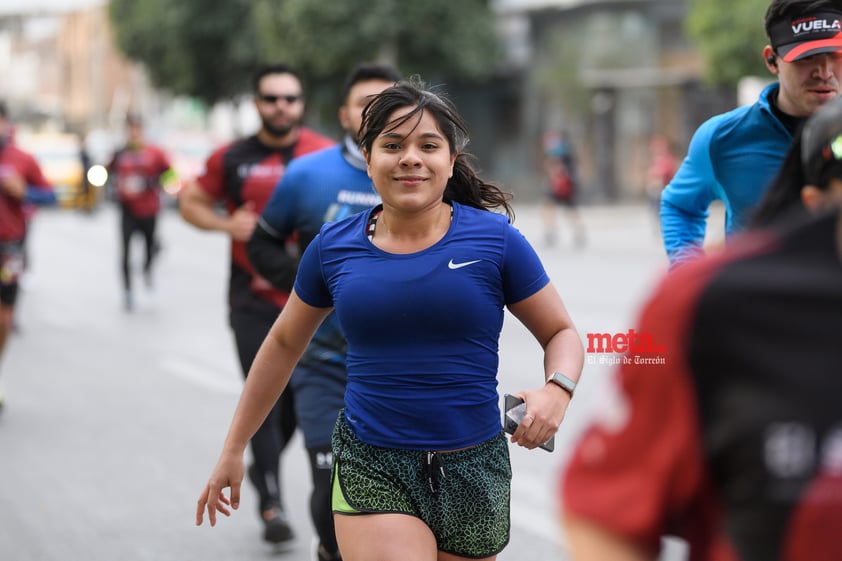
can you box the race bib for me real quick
[0,244,24,284]
[121,175,147,195]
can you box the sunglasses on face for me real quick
[258,93,303,104]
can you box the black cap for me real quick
[802,94,842,185]
[769,11,842,62]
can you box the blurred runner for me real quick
[179,63,333,546]
[107,114,173,311]
[540,130,586,248]
[247,62,401,561]
[0,101,53,414]
[660,0,842,267]
[562,93,842,561]
[644,134,677,230]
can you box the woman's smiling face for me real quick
[365,106,456,211]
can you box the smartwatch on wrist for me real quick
[546,371,576,397]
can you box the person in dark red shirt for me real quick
[561,93,842,561]
[179,63,333,545]
[107,114,172,311]
[0,101,52,413]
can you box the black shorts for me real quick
[0,241,24,307]
[331,413,511,558]
[546,191,576,206]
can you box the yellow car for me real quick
[15,131,101,210]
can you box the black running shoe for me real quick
[247,464,294,544]
[316,542,342,561]
[261,507,294,544]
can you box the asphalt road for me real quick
[0,201,698,561]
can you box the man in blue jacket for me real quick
[246,63,401,561]
[661,0,842,266]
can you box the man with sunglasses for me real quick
[179,63,333,545]
[661,0,842,268]
[246,62,401,561]
[562,93,842,561]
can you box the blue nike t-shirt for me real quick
[295,201,550,449]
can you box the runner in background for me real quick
[561,92,842,561]
[0,100,53,414]
[540,130,586,248]
[107,114,173,311]
[644,134,678,231]
[179,63,334,546]
[660,0,842,268]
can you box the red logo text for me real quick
[586,329,665,353]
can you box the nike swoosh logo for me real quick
[448,259,481,270]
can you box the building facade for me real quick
[493,0,737,201]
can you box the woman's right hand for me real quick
[195,453,245,527]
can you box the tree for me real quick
[109,0,500,109]
[685,0,771,86]
[253,0,498,81]
[109,0,262,106]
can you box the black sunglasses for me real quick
[259,93,302,104]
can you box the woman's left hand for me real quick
[508,384,571,450]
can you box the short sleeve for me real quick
[501,225,549,305]
[195,146,226,199]
[155,147,172,173]
[293,232,333,308]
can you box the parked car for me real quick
[15,131,102,210]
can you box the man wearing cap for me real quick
[660,0,842,267]
[562,94,842,561]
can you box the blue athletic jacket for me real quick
[660,83,792,265]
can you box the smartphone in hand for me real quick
[503,393,555,452]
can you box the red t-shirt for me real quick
[194,128,334,312]
[0,143,51,242]
[109,144,171,218]
[563,212,842,560]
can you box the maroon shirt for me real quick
[194,128,334,313]
[108,144,171,218]
[563,212,842,561]
[0,143,51,242]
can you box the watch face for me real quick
[550,372,576,394]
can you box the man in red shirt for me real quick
[179,63,333,545]
[107,114,172,311]
[0,101,52,413]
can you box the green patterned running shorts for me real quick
[331,412,512,558]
